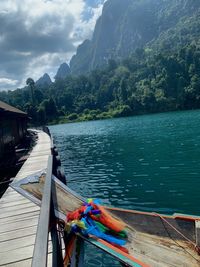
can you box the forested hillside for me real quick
[0,0,200,125]
[70,0,200,74]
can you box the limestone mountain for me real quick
[36,73,52,86]
[55,63,71,80]
[70,0,200,74]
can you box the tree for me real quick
[37,107,46,125]
[26,78,35,106]
[41,98,58,121]
[118,78,128,102]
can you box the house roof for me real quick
[0,100,27,117]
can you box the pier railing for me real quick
[32,155,53,267]
[32,127,66,267]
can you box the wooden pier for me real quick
[0,130,52,266]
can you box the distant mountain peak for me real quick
[36,73,52,86]
[55,63,71,80]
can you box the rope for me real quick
[0,179,13,185]
[153,212,200,262]
[153,212,196,247]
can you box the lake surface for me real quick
[49,110,200,266]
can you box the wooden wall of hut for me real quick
[0,115,28,159]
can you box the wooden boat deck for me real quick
[0,130,51,267]
[11,170,200,267]
[127,230,199,266]
[108,208,200,266]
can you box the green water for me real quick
[50,110,200,215]
[49,110,200,266]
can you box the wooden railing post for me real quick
[32,155,53,267]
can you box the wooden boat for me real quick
[11,170,200,267]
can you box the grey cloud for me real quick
[0,11,75,54]
[0,7,76,90]
[0,0,104,91]
[0,81,21,91]
[0,51,31,74]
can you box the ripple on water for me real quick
[133,174,149,177]
[49,110,200,266]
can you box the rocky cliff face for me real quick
[55,63,71,80]
[70,0,200,74]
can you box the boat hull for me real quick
[11,171,200,267]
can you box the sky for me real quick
[0,0,106,91]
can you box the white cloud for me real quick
[0,78,18,86]
[0,0,105,91]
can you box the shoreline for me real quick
[48,107,200,126]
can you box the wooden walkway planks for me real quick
[0,226,38,243]
[1,252,54,267]
[0,130,51,267]
[0,242,53,266]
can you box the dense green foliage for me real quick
[1,42,200,125]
